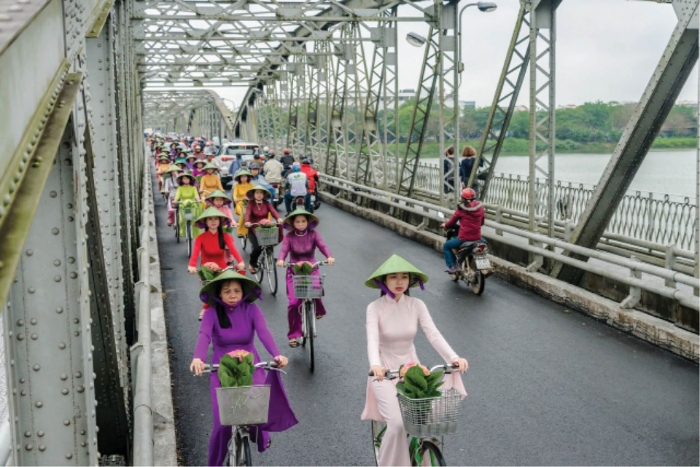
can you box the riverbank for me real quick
[407,137,696,158]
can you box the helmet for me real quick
[248,162,260,170]
[268,150,275,156]
[292,162,301,172]
[263,146,269,153]
[301,158,310,165]
[283,148,291,154]
[260,155,266,161]
[461,188,477,201]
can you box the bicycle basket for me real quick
[292,274,324,299]
[254,226,279,246]
[397,388,461,437]
[216,385,270,426]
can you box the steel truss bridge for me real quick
[0,0,698,463]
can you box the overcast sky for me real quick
[214,0,698,109]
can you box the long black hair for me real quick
[213,280,235,329]
[217,226,225,250]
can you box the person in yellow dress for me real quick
[232,169,254,240]
[156,155,171,191]
[199,163,224,198]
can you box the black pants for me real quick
[248,230,263,267]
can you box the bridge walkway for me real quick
[152,179,699,466]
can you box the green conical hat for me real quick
[158,155,170,161]
[205,190,230,201]
[234,169,252,182]
[364,254,429,289]
[185,153,197,160]
[203,163,219,171]
[245,185,272,201]
[282,208,319,230]
[166,165,181,174]
[200,269,261,305]
[195,206,231,228]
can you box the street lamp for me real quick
[406,31,428,48]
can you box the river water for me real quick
[427,149,697,201]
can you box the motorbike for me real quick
[270,182,282,208]
[310,187,321,211]
[444,225,492,295]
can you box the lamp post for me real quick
[455,1,497,203]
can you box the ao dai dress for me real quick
[361,294,466,466]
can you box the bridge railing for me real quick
[132,156,154,465]
[319,173,699,312]
[380,158,696,271]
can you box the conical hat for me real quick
[234,169,252,182]
[165,165,181,174]
[282,208,319,230]
[364,254,429,289]
[205,190,230,201]
[203,163,219,171]
[200,270,261,305]
[245,185,272,201]
[195,206,231,225]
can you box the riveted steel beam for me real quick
[554,0,699,283]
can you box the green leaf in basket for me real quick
[300,263,314,275]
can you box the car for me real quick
[216,141,261,189]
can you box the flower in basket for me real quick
[218,349,255,388]
[396,363,444,400]
[197,262,222,284]
[259,218,273,227]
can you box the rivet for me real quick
[54,260,61,266]
[63,420,70,426]
[70,272,78,279]
[51,228,59,235]
[35,401,42,408]
[33,364,40,371]
[80,430,86,435]
[54,275,61,282]
[16,319,24,326]
[19,378,25,384]
[68,257,75,264]
[81,441,87,447]
[62,389,69,395]
[77,386,85,393]
[65,453,73,459]
[28,287,35,294]
[38,445,45,451]
[17,334,24,341]
[49,191,58,198]
[30,318,37,325]
[20,391,26,396]
[25,444,32,451]
[73,318,79,324]
[56,307,63,314]
[75,371,82,378]
[30,334,37,340]
[37,431,44,437]
[2,195,10,206]
[25,249,33,256]
[59,342,66,349]
[24,431,31,438]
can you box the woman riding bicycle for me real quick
[164,165,181,227]
[174,173,202,237]
[190,270,297,466]
[244,186,282,275]
[361,254,468,466]
[232,169,254,240]
[276,209,335,347]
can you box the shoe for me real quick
[445,267,457,274]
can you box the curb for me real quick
[319,192,699,362]
[146,186,178,465]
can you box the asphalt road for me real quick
[153,184,699,466]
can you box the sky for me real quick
[211,0,698,109]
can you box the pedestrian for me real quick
[443,146,456,194]
[458,145,484,194]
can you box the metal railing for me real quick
[132,157,154,466]
[319,173,699,312]
[383,157,697,250]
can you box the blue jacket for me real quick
[229,156,243,177]
[251,175,277,200]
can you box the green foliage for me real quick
[292,262,314,275]
[218,352,255,388]
[396,366,444,399]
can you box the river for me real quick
[426,149,697,201]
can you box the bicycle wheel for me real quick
[266,250,278,295]
[186,221,193,257]
[468,258,485,296]
[412,440,446,467]
[253,250,264,283]
[305,301,315,372]
[175,210,180,242]
[242,236,248,250]
[235,432,252,466]
[371,421,387,466]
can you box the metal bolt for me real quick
[35,401,42,408]
[54,259,61,266]
[51,228,59,235]
[30,318,36,325]
[65,453,73,459]
[70,272,78,279]
[16,320,24,326]
[37,431,44,437]
[17,334,24,341]
[25,249,33,256]
[30,334,37,340]
[75,371,82,378]
[49,191,57,198]
[20,391,26,396]
[60,374,68,381]
[24,431,31,438]
[56,307,63,314]
[25,444,32,451]
[63,420,70,426]
[28,287,35,294]
[33,365,40,371]
[19,378,25,384]
[62,389,69,395]
[59,342,66,349]
[54,275,61,282]
[38,445,45,452]
[68,257,75,264]
[77,386,85,393]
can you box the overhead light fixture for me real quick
[477,1,497,12]
[406,32,427,48]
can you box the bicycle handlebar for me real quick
[277,260,329,269]
[199,361,286,375]
[368,363,459,379]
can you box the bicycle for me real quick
[369,363,462,466]
[279,261,328,372]
[248,223,281,295]
[200,361,285,466]
[238,199,249,250]
[175,200,197,257]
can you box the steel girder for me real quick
[554,0,699,283]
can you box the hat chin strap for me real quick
[374,279,395,299]
[199,289,263,310]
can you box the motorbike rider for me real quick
[280,148,295,177]
[263,150,284,187]
[440,188,485,274]
[299,158,319,206]
[248,162,277,201]
[283,162,310,213]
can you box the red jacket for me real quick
[300,165,319,191]
[189,230,243,268]
[444,201,485,241]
